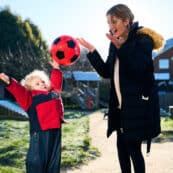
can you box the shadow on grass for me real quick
[0,145,24,166]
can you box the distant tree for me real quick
[0,7,50,80]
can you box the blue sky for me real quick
[0,0,172,59]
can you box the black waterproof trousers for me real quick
[26,129,61,173]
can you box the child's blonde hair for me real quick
[21,70,50,90]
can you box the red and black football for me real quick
[50,35,80,66]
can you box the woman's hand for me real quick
[77,38,95,52]
[0,73,10,84]
[49,60,60,69]
[106,33,127,49]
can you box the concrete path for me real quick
[62,111,173,173]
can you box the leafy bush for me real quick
[161,117,173,130]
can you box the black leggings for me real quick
[117,132,145,173]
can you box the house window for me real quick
[154,73,170,80]
[159,59,169,69]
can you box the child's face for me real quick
[30,76,49,91]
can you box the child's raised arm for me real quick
[0,73,32,111]
[49,60,63,93]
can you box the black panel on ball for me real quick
[70,55,78,62]
[56,51,65,59]
[53,37,61,44]
[67,40,75,48]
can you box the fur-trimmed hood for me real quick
[137,27,165,51]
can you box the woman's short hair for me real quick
[106,4,134,24]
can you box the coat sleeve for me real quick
[5,78,32,111]
[50,69,65,123]
[57,97,65,123]
[87,44,115,79]
[50,69,63,93]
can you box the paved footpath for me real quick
[62,111,173,173]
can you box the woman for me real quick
[78,4,164,173]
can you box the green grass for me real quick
[0,110,100,173]
[161,117,173,131]
[0,120,28,173]
[154,117,173,142]
[62,112,100,169]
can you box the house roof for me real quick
[153,38,173,59]
[72,71,100,81]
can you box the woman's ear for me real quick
[123,19,130,27]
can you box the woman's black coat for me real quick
[87,23,163,141]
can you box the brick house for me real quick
[153,46,173,81]
[153,40,173,110]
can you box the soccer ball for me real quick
[50,35,80,66]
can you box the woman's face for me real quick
[107,14,130,39]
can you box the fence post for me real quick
[87,96,92,110]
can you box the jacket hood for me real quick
[137,27,165,51]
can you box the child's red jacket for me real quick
[6,69,64,134]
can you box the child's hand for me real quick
[49,60,60,69]
[61,118,68,124]
[0,73,10,84]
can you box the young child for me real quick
[0,60,65,173]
